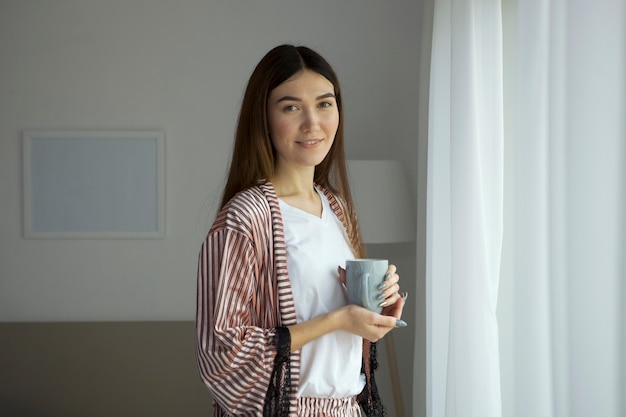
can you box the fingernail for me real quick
[383,273,391,281]
[338,266,341,274]
[377,293,386,300]
[378,301,388,308]
[396,320,408,328]
[401,292,409,301]
[377,282,387,290]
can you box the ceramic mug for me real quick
[345,259,389,313]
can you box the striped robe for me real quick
[196,182,383,416]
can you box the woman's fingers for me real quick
[378,264,402,308]
[382,292,406,319]
[378,282,401,307]
[337,266,346,286]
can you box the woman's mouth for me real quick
[298,139,322,145]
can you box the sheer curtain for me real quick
[422,0,625,416]
[500,0,568,415]
[500,1,625,417]
[424,1,504,416]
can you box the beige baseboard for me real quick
[0,321,212,417]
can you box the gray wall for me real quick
[0,1,424,415]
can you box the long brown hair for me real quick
[219,44,365,257]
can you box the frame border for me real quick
[22,130,165,239]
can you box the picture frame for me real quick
[22,130,165,239]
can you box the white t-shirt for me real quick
[279,187,365,398]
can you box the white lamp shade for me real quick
[347,160,415,244]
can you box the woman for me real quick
[196,44,406,417]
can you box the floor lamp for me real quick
[347,160,415,417]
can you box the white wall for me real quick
[0,0,423,415]
[0,0,421,320]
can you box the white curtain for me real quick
[500,1,625,417]
[425,0,504,416]
[500,0,568,415]
[423,0,625,416]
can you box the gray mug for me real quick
[345,259,389,313]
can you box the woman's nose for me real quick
[301,108,321,132]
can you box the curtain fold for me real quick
[425,1,625,416]
[426,1,504,416]
[505,1,568,416]
[501,1,624,416]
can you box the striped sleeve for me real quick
[195,197,281,415]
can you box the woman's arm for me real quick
[196,230,281,415]
[288,304,400,351]
[288,265,405,351]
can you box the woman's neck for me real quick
[271,166,322,217]
[271,165,316,198]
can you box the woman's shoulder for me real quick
[228,184,270,207]
[210,184,275,234]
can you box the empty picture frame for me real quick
[23,130,165,238]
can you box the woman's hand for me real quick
[333,304,399,342]
[378,264,407,322]
[336,263,407,341]
[289,264,407,350]
[377,265,401,309]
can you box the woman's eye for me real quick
[283,105,298,112]
[319,101,333,108]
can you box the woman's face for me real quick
[267,69,339,173]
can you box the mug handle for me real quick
[360,272,371,309]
